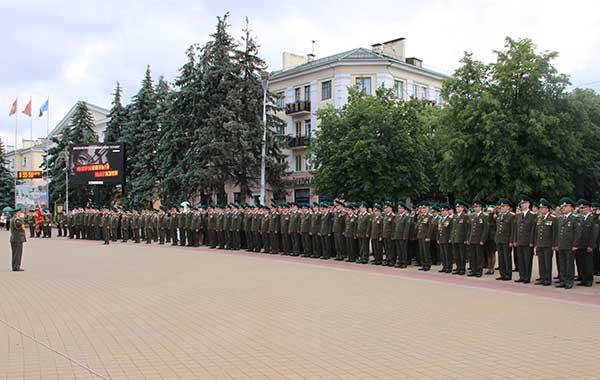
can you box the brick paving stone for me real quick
[2,229,600,380]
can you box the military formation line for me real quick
[42,195,600,290]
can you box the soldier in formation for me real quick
[56,196,600,290]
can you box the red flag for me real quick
[35,204,43,225]
[8,99,17,116]
[22,99,32,117]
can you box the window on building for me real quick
[276,125,285,136]
[321,80,332,100]
[294,188,310,205]
[294,87,301,102]
[23,157,27,167]
[355,77,372,95]
[436,90,443,105]
[304,119,311,136]
[411,84,418,98]
[395,80,404,99]
[304,155,312,171]
[295,155,302,172]
[233,192,241,204]
[422,86,429,100]
[295,121,302,137]
[304,85,311,102]
[276,92,285,108]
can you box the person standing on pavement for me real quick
[513,195,536,284]
[555,197,578,289]
[533,198,557,286]
[10,206,26,272]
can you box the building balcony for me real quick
[285,100,311,115]
[288,135,311,149]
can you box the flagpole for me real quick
[29,96,32,140]
[14,98,18,208]
[46,97,50,209]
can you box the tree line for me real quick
[313,37,600,204]
[43,14,288,210]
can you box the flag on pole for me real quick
[39,98,49,117]
[8,99,17,116]
[22,99,32,117]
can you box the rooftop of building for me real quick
[269,47,450,82]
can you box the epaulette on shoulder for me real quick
[510,212,515,215]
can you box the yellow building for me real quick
[4,138,51,208]
[268,37,448,204]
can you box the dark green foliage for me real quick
[0,138,14,208]
[122,66,159,208]
[313,87,434,202]
[103,82,126,143]
[436,37,600,201]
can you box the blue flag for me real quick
[38,98,48,117]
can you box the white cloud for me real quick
[1,0,599,150]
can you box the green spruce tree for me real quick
[122,66,159,207]
[0,138,14,208]
[104,82,127,143]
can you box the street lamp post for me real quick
[63,151,69,213]
[260,73,269,206]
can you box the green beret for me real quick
[577,198,591,207]
[592,202,600,208]
[13,205,22,212]
[455,198,468,207]
[335,199,345,206]
[518,194,532,203]
[417,201,430,207]
[374,204,383,211]
[439,203,450,210]
[472,199,483,207]
[538,198,552,208]
[497,198,511,207]
[397,201,408,210]
[558,197,575,207]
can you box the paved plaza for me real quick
[1,230,600,380]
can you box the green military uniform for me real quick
[451,202,470,275]
[270,210,280,254]
[121,213,130,242]
[169,211,179,246]
[158,212,168,245]
[280,211,291,255]
[132,213,141,243]
[230,209,241,250]
[533,204,557,286]
[437,211,453,272]
[333,209,346,261]
[260,211,271,253]
[101,212,110,245]
[513,206,536,283]
[392,209,411,268]
[356,209,371,264]
[300,210,312,257]
[573,201,599,287]
[177,212,186,246]
[110,213,119,241]
[310,210,321,258]
[319,209,333,259]
[344,211,358,262]
[10,210,26,271]
[289,209,302,256]
[381,211,394,265]
[495,203,515,280]
[369,212,383,264]
[556,201,578,289]
[467,210,489,277]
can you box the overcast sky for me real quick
[2,0,599,148]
